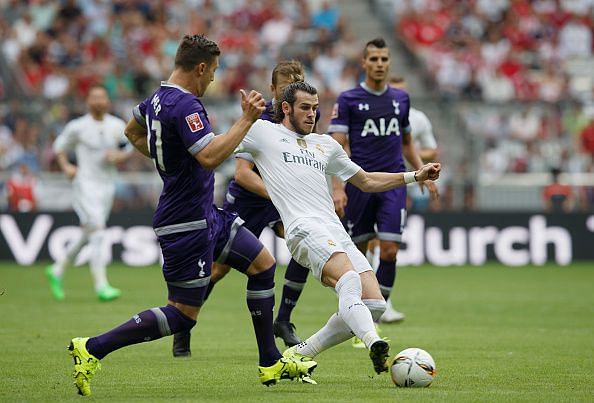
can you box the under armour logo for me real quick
[198,259,206,277]
[393,100,400,115]
[358,103,369,111]
[347,221,354,236]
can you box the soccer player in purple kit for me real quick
[66,35,316,397]
[172,61,318,357]
[328,38,438,337]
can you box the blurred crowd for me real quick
[1,0,593,213]
[393,0,593,102]
[0,0,368,210]
[389,0,593,193]
[0,0,362,168]
[461,101,594,176]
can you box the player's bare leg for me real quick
[290,252,389,373]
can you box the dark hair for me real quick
[274,81,317,121]
[364,37,387,58]
[174,34,221,72]
[271,60,305,87]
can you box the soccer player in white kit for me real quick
[389,76,437,165]
[238,81,441,376]
[45,84,133,302]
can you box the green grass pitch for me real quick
[1,262,593,402]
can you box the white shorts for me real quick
[286,218,372,282]
[72,179,115,229]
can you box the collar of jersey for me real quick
[160,81,191,94]
[360,82,388,96]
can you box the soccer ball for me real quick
[390,348,436,388]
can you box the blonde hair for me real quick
[271,60,305,86]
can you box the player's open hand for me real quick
[420,180,440,200]
[240,89,266,122]
[415,163,441,182]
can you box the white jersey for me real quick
[409,107,437,150]
[239,119,361,232]
[53,113,129,184]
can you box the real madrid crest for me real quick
[297,138,307,149]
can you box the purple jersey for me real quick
[328,83,411,173]
[133,82,215,229]
[226,99,321,204]
[259,99,276,122]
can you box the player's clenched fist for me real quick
[415,163,441,182]
[240,89,266,122]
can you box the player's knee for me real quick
[88,229,105,243]
[379,246,398,262]
[83,222,104,234]
[335,270,362,295]
[363,299,387,322]
[248,263,275,282]
[159,305,197,334]
[251,247,276,273]
[272,222,285,238]
[211,263,231,282]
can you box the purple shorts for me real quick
[342,183,407,244]
[158,207,264,306]
[223,191,281,237]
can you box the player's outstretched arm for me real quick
[347,163,441,193]
[124,118,150,158]
[330,132,349,217]
[195,89,265,170]
[234,158,270,199]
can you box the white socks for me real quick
[362,299,387,322]
[52,229,108,291]
[52,231,90,277]
[295,312,351,357]
[296,297,387,357]
[296,271,382,356]
[89,230,108,291]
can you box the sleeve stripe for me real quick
[337,165,361,181]
[327,124,349,133]
[133,105,147,128]
[188,132,215,155]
